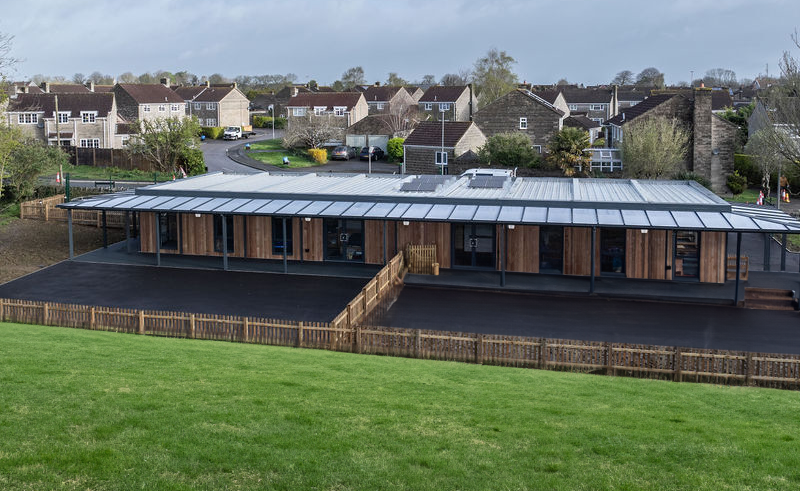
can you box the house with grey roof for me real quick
[361,85,416,116]
[112,82,186,123]
[5,92,121,148]
[175,82,250,128]
[473,89,567,154]
[418,85,478,122]
[402,121,486,175]
[285,92,369,141]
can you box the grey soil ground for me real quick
[380,285,800,354]
[0,261,366,322]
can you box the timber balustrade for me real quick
[20,195,126,228]
[1,250,799,390]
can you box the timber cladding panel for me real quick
[503,225,539,273]
[563,227,600,276]
[139,212,158,253]
[625,229,672,281]
[396,221,451,267]
[699,231,727,284]
[301,219,324,262]
[244,217,305,260]
[364,220,397,265]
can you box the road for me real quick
[202,128,282,174]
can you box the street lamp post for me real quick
[440,106,445,175]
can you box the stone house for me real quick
[418,85,478,122]
[175,82,250,127]
[361,85,416,115]
[112,83,186,123]
[564,115,603,144]
[285,92,368,136]
[605,88,738,191]
[404,86,424,103]
[559,86,617,125]
[5,92,120,148]
[473,89,567,153]
[402,121,486,175]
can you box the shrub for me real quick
[675,171,712,190]
[252,116,286,129]
[734,154,760,187]
[726,171,747,195]
[478,132,541,169]
[387,138,404,162]
[591,138,606,148]
[181,148,206,176]
[200,127,224,139]
[308,148,328,164]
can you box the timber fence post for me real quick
[297,322,304,348]
[675,346,682,383]
[90,307,96,330]
[605,342,613,376]
[415,329,421,359]
[190,314,196,339]
[356,326,362,354]
[42,302,49,325]
[0,298,4,322]
[746,352,754,386]
[540,338,548,369]
[475,334,483,365]
[243,318,249,343]
[138,310,145,335]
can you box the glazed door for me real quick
[674,231,700,280]
[452,224,496,269]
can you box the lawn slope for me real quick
[1,322,799,490]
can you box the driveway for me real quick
[380,285,800,354]
[201,128,279,174]
[0,261,366,322]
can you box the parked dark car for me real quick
[359,146,384,161]
[331,146,357,160]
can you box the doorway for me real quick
[452,224,496,269]
[674,230,700,280]
[324,219,364,262]
[539,226,564,274]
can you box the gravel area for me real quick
[0,218,124,285]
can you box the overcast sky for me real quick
[3,0,799,85]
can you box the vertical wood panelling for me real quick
[365,220,389,265]
[700,231,726,284]
[564,227,593,276]
[246,216,269,258]
[626,229,670,280]
[302,218,324,261]
[396,221,451,267]
[505,225,539,273]
[139,212,157,253]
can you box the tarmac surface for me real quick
[0,261,367,322]
[380,285,800,354]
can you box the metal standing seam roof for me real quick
[57,172,800,233]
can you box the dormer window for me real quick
[18,113,38,124]
[81,111,97,123]
[333,106,346,116]
[314,106,326,116]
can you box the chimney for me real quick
[692,87,713,184]
[205,80,210,88]
[231,82,237,89]
[40,82,50,93]
[292,87,299,96]
[611,85,619,117]
[86,81,95,92]
[468,83,474,121]
[374,81,380,87]
[160,77,170,87]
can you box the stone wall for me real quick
[404,146,453,175]
[692,88,713,179]
[473,90,562,148]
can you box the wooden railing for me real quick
[19,195,126,228]
[2,295,799,390]
[405,244,437,275]
[726,255,749,281]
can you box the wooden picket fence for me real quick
[330,252,405,330]
[19,195,126,228]
[405,244,437,274]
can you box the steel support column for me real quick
[221,214,228,271]
[734,232,742,307]
[781,233,787,271]
[763,233,771,272]
[155,215,161,267]
[102,210,107,248]
[282,217,288,274]
[500,225,506,287]
[590,226,596,294]
[68,209,74,259]
[124,211,131,253]
[383,220,387,265]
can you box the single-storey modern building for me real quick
[59,172,800,303]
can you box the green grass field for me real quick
[247,139,284,151]
[1,322,799,490]
[248,150,321,168]
[62,165,173,182]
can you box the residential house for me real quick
[402,121,486,175]
[249,85,312,118]
[404,86,424,103]
[38,82,91,94]
[361,85,416,115]
[564,115,602,144]
[559,86,617,124]
[605,88,738,191]
[5,92,120,148]
[112,83,186,123]
[344,111,420,152]
[175,82,250,127]
[285,92,368,139]
[616,86,649,110]
[473,89,566,154]
[418,85,478,122]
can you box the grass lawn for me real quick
[62,165,173,182]
[247,139,284,151]
[249,150,322,168]
[722,187,761,204]
[2,323,800,490]
[0,201,20,229]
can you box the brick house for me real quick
[418,85,478,122]
[402,121,486,175]
[473,89,567,153]
[361,85,416,115]
[175,82,250,127]
[112,83,186,123]
[605,88,737,191]
[5,92,120,148]
[285,92,368,137]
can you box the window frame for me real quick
[57,112,70,123]
[313,106,326,116]
[519,117,528,130]
[439,102,450,111]
[333,106,346,116]
[424,103,433,110]
[206,118,217,127]
[292,107,306,117]
[79,138,100,148]
[206,102,215,110]
[194,103,202,111]
[18,113,39,124]
[271,218,294,256]
[158,104,166,112]
[81,111,97,123]
[213,214,235,253]
[171,104,180,112]
[143,105,151,113]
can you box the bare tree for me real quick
[377,104,421,138]
[118,72,137,83]
[0,32,19,78]
[611,70,634,85]
[283,115,343,149]
[72,73,86,84]
[473,48,518,107]
[703,68,738,87]
[440,68,472,86]
[385,72,408,86]
[340,66,366,89]
[420,74,436,86]
[620,118,690,179]
[745,128,786,195]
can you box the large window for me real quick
[539,226,563,274]
[81,112,97,123]
[674,231,700,280]
[206,103,216,110]
[79,138,100,148]
[158,213,178,250]
[333,106,346,116]
[439,103,450,111]
[272,218,293,256]
[600,228,626,275]
[171,104,180,112]
[18,113,38,124]
[435,151,448,174]
[213,215,235,253]
[324,219,364,262]
[57,112,69,123]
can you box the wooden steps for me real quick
[744,288,798,311]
